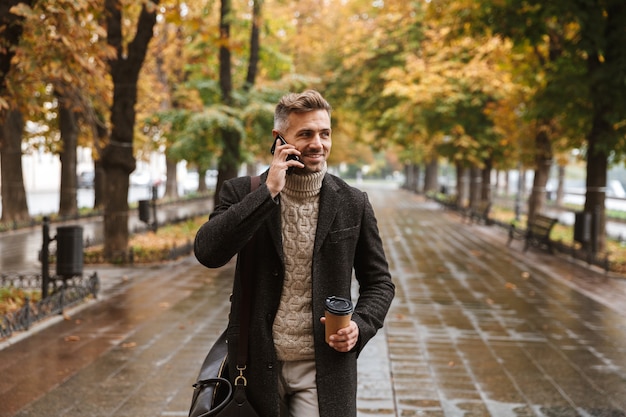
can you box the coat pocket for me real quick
[329,226,359,243]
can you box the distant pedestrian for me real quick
[194,89,395,417]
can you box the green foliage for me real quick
[171,105,244,171]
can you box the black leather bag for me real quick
[188,176,262,417]
[188,331,232,417]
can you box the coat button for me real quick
[266,362,274,369]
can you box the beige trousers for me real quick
[278,360,319,417]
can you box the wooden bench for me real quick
[438,194,458,210]
[507,214,558,253]
[465,201,491,225]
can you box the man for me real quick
[194,90,394,417]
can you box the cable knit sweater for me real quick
[272,166,326,361]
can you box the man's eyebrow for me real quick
[298,127,331,133]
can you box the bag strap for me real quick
[234,175,261,382]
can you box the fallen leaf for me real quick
[448,361,455,367]
[65,335,80,342]
[121,342,137,349]
[159,302,170,309]
[521,271,530,279]
[505,282,517,290]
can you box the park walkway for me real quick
[1,183,625,417]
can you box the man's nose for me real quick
[310,134,323,147]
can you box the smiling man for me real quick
[194,90,395,417]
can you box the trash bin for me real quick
[138,200,151,223]
[56,226,83,278]
[573,211,591,244]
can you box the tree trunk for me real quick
[423,159,438,194]
[579,0,626,253]
[0,2,34,224]
[585,143,607,253]
[456,162,468,207]
[219,0,233,106]
[93,121,107,210]
[527,125,553,222]
[468,166,481,209]
[192,169,205,194]
[215,0,237,207]
[480,160,492,202]
[402,163,420,193]
[411,163,421,193]
[57,90,79,218]
[164,155,178,199]
[216,129,240,203]
[94,159,105,210]
[245,0,262,90]
[0,108,29,223]
[403,164,413,191]
[103,0,158,261]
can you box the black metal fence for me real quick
[0,272,99,339]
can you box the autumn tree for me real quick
[0,0,35,223]
[209,0,269,204]
[313,0,425,185]
[478,0,626,251]
[374,1,512,207]
[102,0,159,261]
[136,1,207,200]
[577,0,626,252]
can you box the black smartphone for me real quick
[270,134,300,163]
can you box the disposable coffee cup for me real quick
[324,296,354,343]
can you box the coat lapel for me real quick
[268,205,283,260]
[314,174,341,254]
[258,173,284,261]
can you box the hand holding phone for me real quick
[270,134,300,174]
[271,134,300,162]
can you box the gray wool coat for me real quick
[194,172,395,417]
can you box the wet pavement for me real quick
[1,184,626,417]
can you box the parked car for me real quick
[77,171,94,188]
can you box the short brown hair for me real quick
[274,90,332,132]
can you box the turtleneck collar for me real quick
[283,163,327,199]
